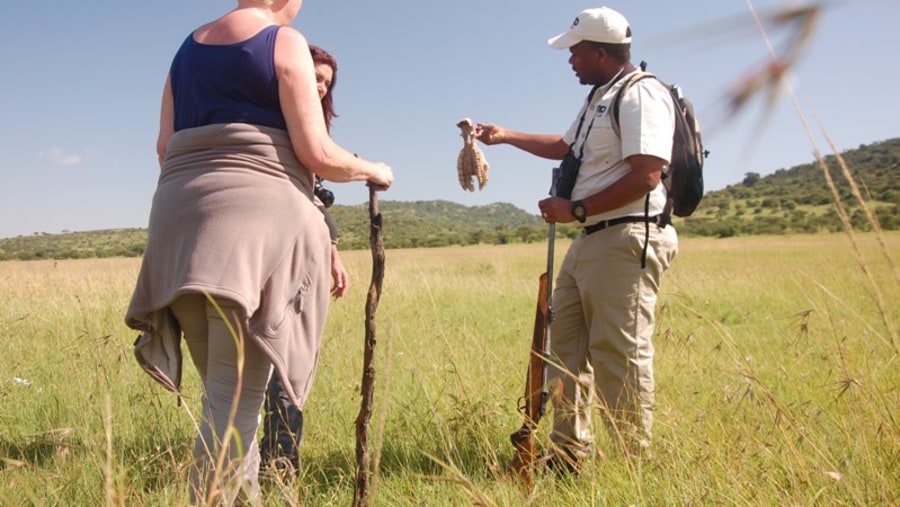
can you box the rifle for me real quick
[509,167,558,488]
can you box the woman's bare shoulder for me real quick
[274,25,308,48]
[273,26,311,70]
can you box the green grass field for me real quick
[1,233,897,506]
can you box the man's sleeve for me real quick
[618,79,675,162]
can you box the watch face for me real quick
[574,202,586,222]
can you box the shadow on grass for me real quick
[0,435,75,468]
[0,430,192,498]
[260,436,490,502]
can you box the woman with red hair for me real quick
[261,43,348,471]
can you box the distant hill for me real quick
[1,138,897,260]
[0,202,551,261]
[678,137,899,237]
[326,200,548,250]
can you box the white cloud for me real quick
[40,146,82,166]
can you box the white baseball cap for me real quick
[548,7,632,49]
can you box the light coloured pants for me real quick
[170,294,273,506]
[548,221,677,456]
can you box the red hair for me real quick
[309,44,338,132]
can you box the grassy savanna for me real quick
[0,233,897,506]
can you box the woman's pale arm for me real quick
[275,28,392,188]
[157,74,175,166]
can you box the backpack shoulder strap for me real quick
[610,71,657,138]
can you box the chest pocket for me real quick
[579,100,616,148]
[580,98,626,171]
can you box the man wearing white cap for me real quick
[477,6,678,471]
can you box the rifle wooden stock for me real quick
[509,271,550,487]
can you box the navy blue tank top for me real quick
[170,24,286,131]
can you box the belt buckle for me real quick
[583,219,609,236]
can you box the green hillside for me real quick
[1,137,897,261]
[678,137,900,237]
[0,202,550,261]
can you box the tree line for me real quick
[1,138,897,260]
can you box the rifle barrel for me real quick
[540,167,559,412]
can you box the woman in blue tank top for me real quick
[125,1,394,504]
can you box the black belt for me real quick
[582,215,661,235]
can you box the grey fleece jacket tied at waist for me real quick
[126,122,332,409]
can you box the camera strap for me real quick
[557,69,632,200]
[570,67,634,161]
[570,84,601,161]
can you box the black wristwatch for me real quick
[571,200,588,223]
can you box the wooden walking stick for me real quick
[353,184,384,507]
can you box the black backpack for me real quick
[611,64,707,218]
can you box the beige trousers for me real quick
[548,221,677,456]
[170,294,273,505]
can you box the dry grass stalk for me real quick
[421,452,498,507]
[741,0,898,355]
[103,393,122,507]
[680,302,865,502]
[817,122,900,286]
[727,2,820,122]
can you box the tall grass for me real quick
[0,234,897,505]
[3,3,898,503]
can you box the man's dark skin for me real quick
[475,41,667,224]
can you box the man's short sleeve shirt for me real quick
[563,70,675,221]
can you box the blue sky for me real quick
[1,1,897,239]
